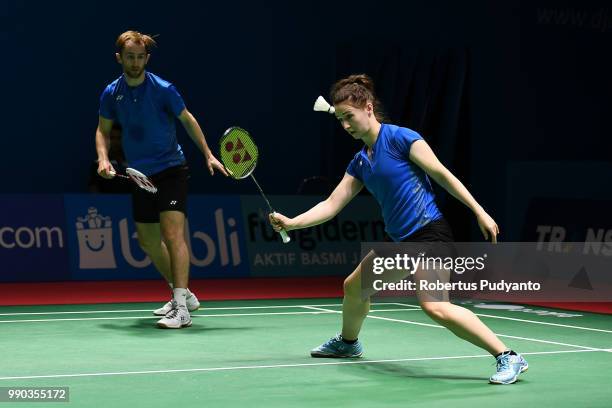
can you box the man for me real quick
[95,30,227,328]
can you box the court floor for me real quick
[0,298,611,407]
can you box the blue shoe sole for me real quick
[310,350,363,358]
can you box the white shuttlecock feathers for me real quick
[313,96,335,114]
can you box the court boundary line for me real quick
[0,349,601,381]
[0,308,419,324]
[0,303,372,317]
[389,302,612,334]
[302,306,611,352]
[1,301,610,335]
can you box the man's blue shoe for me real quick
[310,334,363,358]
[489,352,529,384]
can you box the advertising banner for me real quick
[241,195,384,277]
[1,194,384,282]
[64,194,250,280]
[0,195,69,282]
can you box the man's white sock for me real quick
[173,288,188,308]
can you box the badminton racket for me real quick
[109,167,157,194]
[219,126,290,244]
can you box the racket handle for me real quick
[107,170,126,179]
[279,229,291,244]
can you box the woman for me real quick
[269,74,528,384]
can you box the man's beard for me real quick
[125,67,144,79]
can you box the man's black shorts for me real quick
[131,165,189,223]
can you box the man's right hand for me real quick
[97,159,116,179]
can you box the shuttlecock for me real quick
[313,96,335,114]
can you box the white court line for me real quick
[0,303,346,317]
[0,348,601,381]
[0,308,418,324]
[302,305,443,329]
[2,300,610,336]
[388,302,612,335]
[302,306,611,352]
[0,303,397,317]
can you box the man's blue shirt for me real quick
[99,72,186,175]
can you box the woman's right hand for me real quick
[269,212,295,232]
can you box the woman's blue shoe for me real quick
[489,352,528,384]
[310,334,364,358]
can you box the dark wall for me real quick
[1,0,611,239]
[470,1,612,239]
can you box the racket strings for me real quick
[130,174,156,192]
[220,128,260,179]
[126,168,157,193]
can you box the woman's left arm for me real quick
[409,139,500,242]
